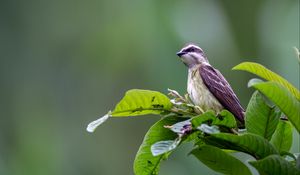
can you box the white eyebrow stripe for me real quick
[181,44,203,52]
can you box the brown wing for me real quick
[199,64,245,124]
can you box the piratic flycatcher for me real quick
[176,44,245,124]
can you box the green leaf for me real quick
[249,80,300,133]
[111,89,172,117]
[233,62,300,100]
[249,155,300,175]
[191,145,251,175]
[86,89,173,133]
[214,110,237,128]
[204,133,279,159]
[191,111,216,128]
[191,110,237,129]
[182,131,202,143]
[245,91,280,140]
[270,120,293,152]
[134,115,185,175]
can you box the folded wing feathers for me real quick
[199,64,245,123]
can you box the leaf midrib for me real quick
[112,107,169,115]
[262,108,275,140]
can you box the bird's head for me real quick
[176,44,208,68]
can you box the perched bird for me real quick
[176,44,245,124]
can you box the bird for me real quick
[176,44,245,124]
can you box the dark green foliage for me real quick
[270,120,293,153]
[88,62,300,175]
[191,145,251,175]
[233,62,300,100]
[133,115,185,175]
[249,80,300,133]
[249,155,300,175]
[205,133,279,159]
[245,91,280,140]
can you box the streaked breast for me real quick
[187,65,223,112]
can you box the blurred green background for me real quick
[1,0,299,174]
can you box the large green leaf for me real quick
[133,115,185,175]
[191,145,251,175]
[270,120,293,153]
[249,80,300,133]
[233,62,300,100]
[204,133,279,159]
[245,91,280,140]
[87,89,173,132]
[112,89,172,117]
[249,155,300,175]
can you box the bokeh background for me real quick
[1,0,299,174]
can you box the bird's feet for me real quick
[168,88,204,115]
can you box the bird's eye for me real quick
[189,48,195,52]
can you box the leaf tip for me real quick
[293,46,300,62]
[232,62,253,70]
[231,64,241,70]
[86,112,111,133]
[247,78,264,88]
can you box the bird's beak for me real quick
[176,51,186,57]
